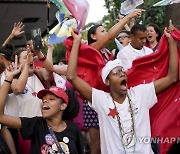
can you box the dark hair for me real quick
[87,24,102,45]
[59,58,67,65]
[11,47,27,63]
[146,23,162,42]
[130,24,146,36]
[117,30,130,39]
[0,44,14,61]
[62,89,79,120]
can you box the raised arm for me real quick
[46,42,67,76]
[154,20,178,93]
[2,22,25,46]
[11,51,32,94]
[66,31,92,102]
[0,62,22,129]
[34,49,54,81]
[92,9,143,50]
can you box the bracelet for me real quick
[4,79,12,84]
[39,54,47,62]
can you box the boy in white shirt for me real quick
[67,22,178,154]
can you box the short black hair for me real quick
[117,30,130,39]
[87,24,102,45]
[130,24,146,36]
[0,44,14,61]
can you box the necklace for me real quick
[26,74,37,97]
[109,94,136,148]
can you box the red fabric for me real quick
[18,132,31,154]
[64,37,109,93]
[127,29,180,154]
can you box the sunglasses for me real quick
[117,36,129,39]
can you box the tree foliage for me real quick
[104,0,165,29]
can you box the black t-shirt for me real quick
[20,117,84,154]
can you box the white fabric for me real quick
[17,74,44,117]
[101,59,123,84]
[117,43,153,71]
[53,73,66,90]
[1,72,20,117]
[92,82,157,154]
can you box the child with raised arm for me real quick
[0,60,84,154]
[66,22,178,153]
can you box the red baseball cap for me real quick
[37,86,68,104]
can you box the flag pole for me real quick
[47,0,50,35]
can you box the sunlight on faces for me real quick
[41,93,67,119]
[91,26,107,41]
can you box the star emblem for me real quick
[32,92,37,97]
[108,107,118,118]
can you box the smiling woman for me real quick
[86,0,108,23]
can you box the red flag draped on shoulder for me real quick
[127,28,180,154]
[64,37,109,94]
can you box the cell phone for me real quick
[31,28,43,50]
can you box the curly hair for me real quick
[62,89,80,120]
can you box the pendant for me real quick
[32,92,37,97]
[108,107,118,118]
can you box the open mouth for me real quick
[121,79,127,86]
[147,36,152,39]
[42,105,50,111]
[30,63,33,67]
[120,79,127,91]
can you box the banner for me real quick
[63,0,89,30]
[120,0,144,15]
[48,11,77,45]
[153,0,174,7]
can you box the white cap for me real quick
[101,59,123,84]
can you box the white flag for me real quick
[120,0,144,15]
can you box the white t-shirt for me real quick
[17,74,44,117]
[117,44,153,71]
[92,82,157,154]
[0,72,20,117]
[53,73,66,90]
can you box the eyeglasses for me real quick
[117,36,129,39]
[111,67,126,76]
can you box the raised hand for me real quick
[11,22,25,37]
[164,20,176,39]
[5,55,22,80]
[71,30,82,42]
[168,20,175,32]
[127,9,145,19]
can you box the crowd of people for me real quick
[0,8,179,154]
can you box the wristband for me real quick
[39,54,47,62]
[4,79,12,84]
